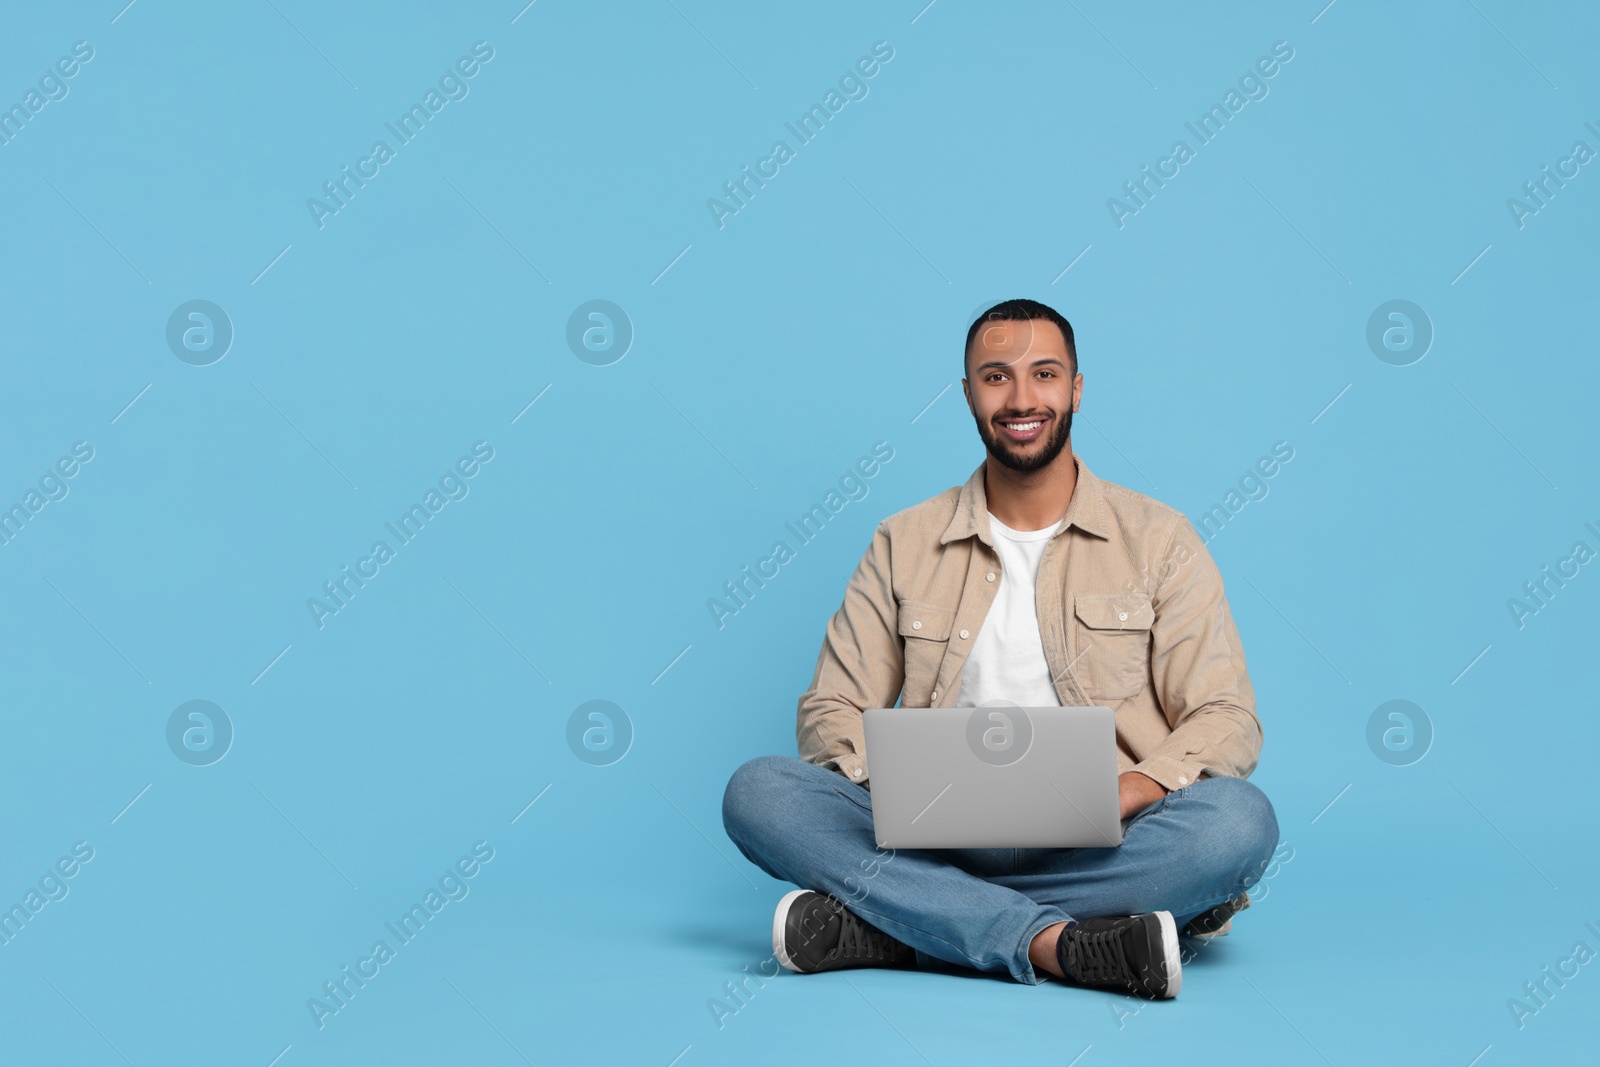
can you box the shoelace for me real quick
[832,911,900,962]
[1063,925,1134,985]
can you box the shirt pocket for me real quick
[897,600,956,707]
[1072,593,1154,701]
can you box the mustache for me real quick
[975,406,1074,473]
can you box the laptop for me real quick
[861,705,1123,849]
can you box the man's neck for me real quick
[983,447,1077,533]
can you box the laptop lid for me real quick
[861,705,1123,849]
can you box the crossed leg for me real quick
[722,754,1279,985]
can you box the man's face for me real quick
[962,318,1081,473]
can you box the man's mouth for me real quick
[996,416,1048,442]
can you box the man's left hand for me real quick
[1117,771,1169,820]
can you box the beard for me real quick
[973,406,1074,473]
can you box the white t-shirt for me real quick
[955,511,1065,708]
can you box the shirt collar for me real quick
[939,452,1110,547]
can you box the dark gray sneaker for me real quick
[1181,891,1251,939]
[772,890,915,974]
[1056,911,1182,999]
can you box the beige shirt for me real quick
[795,452,1263,792]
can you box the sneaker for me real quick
[1056,911,1182,999]
[1180,891,1251,940]
[772,890,915,974]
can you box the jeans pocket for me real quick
[832,784,874,814]
[1131,792,1170,822]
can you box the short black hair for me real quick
[964,298,1077,377]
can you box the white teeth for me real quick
[1005,421,1042,432]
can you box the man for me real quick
[721,298,1278,999]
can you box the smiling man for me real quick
[721,298,1277,1000]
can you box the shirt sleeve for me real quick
[1132,515,1264,792]
[795,520,903,784]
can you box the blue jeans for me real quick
[722,754,1280,985]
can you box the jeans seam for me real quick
[846,897,1010,976]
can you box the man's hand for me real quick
[1117,771,1169,820]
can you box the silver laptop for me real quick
[862,705,1123,848]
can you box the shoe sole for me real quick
[1154,910,1182,998]
[772,889,811,974]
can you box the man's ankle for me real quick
[1028,921,1071,979]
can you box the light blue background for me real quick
[1,1,1596,1063]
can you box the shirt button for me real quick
[986,572,996,582]
[1177,776,1188,785]
[912,620,922,631]
[959,629,969,639]
[1118,612,1128,622]
[852,768,862,777]
[930,691,938,701]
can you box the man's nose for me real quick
[1008,375,1037,410]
